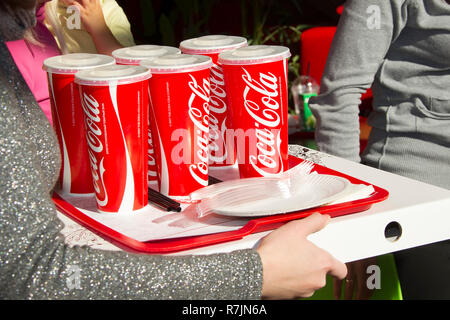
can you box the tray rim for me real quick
[52,155,389,254]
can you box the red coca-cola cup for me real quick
[113,45,181,187]
[75,64,151,213]
[218,45,291,178]
[180,35,247,167]
[140,54,212,202]
[43,53,115,195]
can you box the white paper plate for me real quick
[213,175,352,217]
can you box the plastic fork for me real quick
[189,160,315,202]
[195,170,337,218]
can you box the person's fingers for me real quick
[258,213,347,299]
[298,212,331,236]
[301,213,347,281]
[74,0,93,9]
[301,291,316,298]
[68,1,83,13]
[328,255,348,280]
[84,0,99,6]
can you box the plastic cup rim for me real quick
[218,46,291,65]
[112,45,181,65]
[43,54,116,75]
[74,67,152,86]
[140,55,213,74]
[179,36,248,55]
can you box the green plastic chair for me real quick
[303,254,403,300]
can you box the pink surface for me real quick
[6,4,61,124]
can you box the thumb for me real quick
[299,213,331,236]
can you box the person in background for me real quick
[5,0,133,124]
[45,0,135,55]
[309,0,450,299]
[0,0,347,300]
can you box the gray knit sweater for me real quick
[0,36,262,299]
[309,0,450,189]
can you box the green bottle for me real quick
[291,75,319,132]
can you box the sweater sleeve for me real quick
[0,117,263,299]
[308,0,408,162]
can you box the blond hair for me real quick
[24,28,44,46]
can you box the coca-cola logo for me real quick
[208,63,228,163]
[81,92,108,205]
[187,74,210,187]
[147,131,157,178]
[242,68,284,176]
[209,63,227,114]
